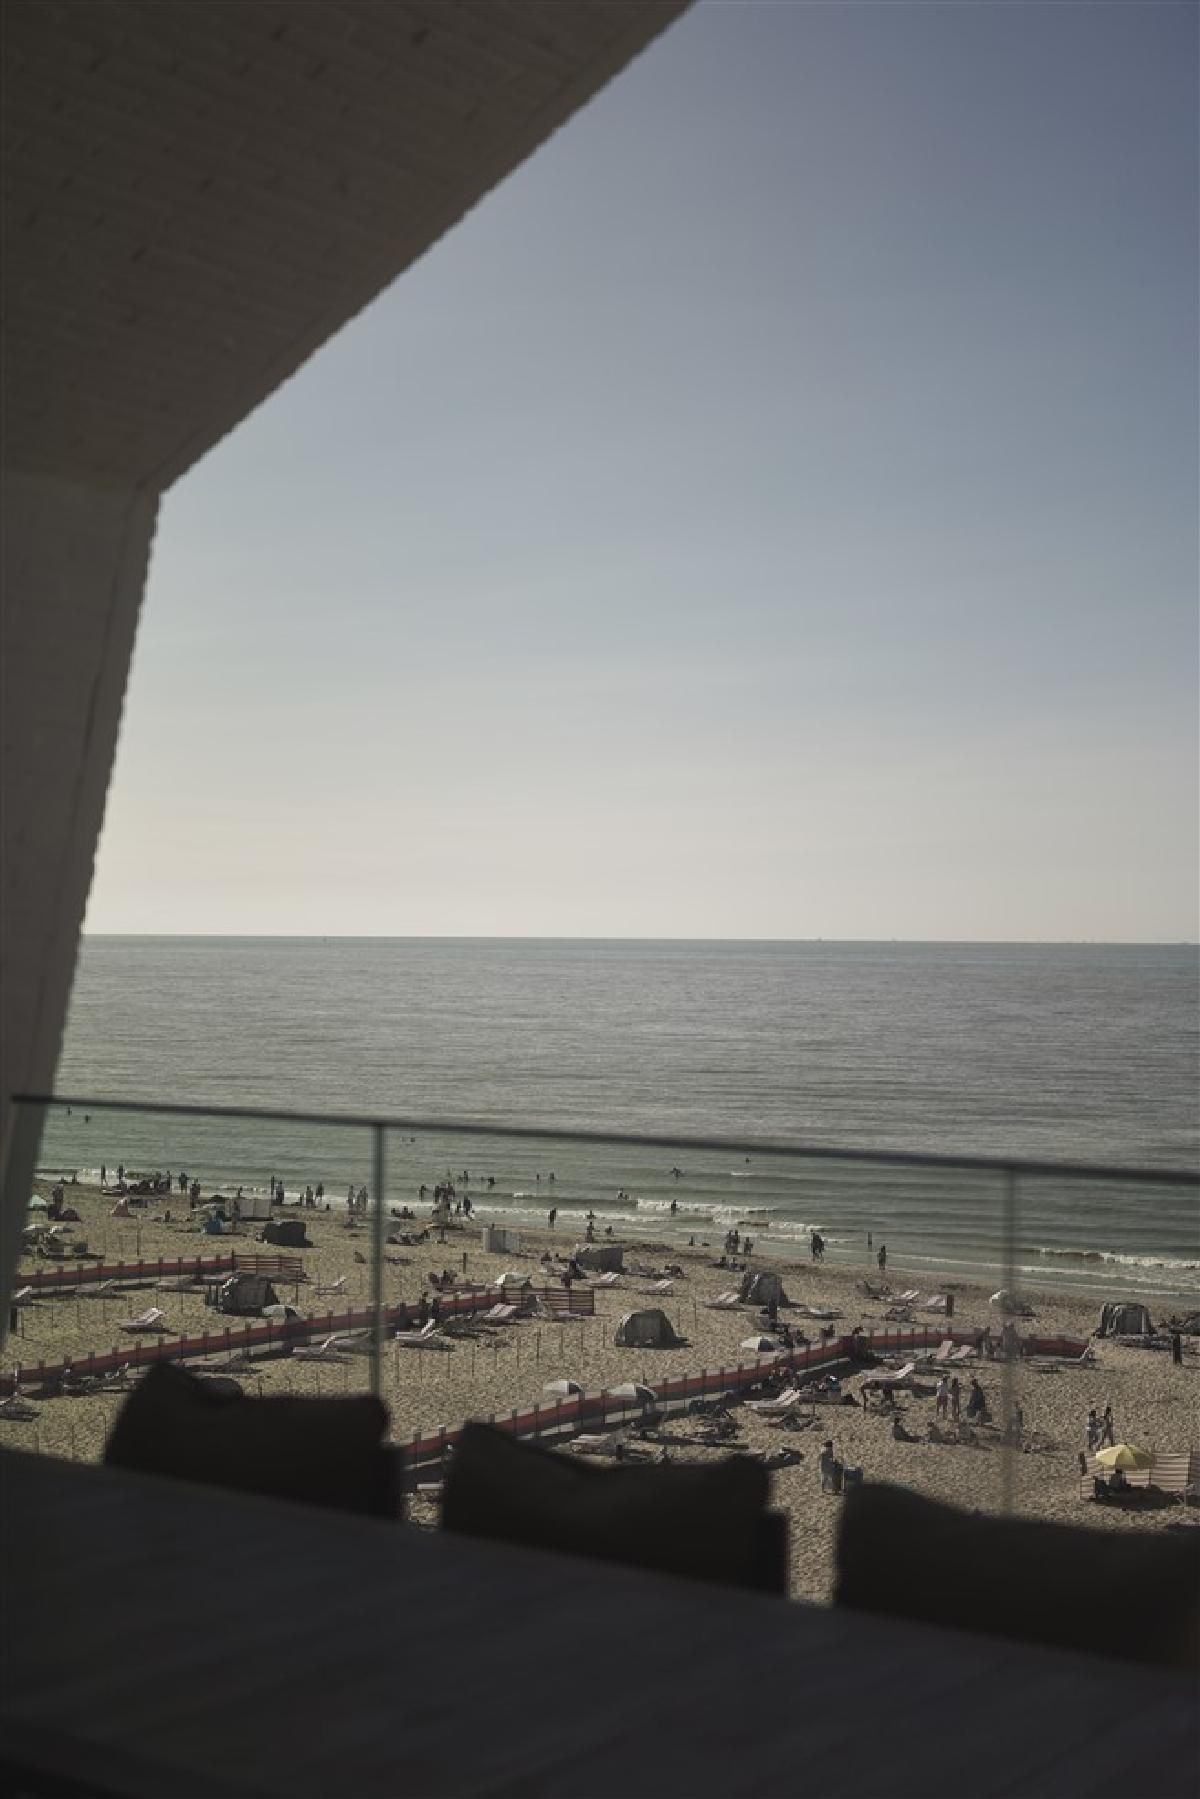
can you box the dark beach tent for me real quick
[740,1271,788,1308]
[217,1274,279,1316]
[261,1218,311,1248]
[613,1308,680,1349]
[573,1242,624,1273]
[1097,1301,1154,1339]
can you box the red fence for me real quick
[399,1324,957,1488]
[2,1284,509,1396]
[528,1286,595,1316]
[18,1252,305,1293]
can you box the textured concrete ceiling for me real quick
[2,0,686,490]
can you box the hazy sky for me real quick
[87,0,1198,941]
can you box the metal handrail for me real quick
[14,1090,1199,1186]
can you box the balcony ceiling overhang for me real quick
[2,0,687,490]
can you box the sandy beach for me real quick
[5,1180,1196,1603]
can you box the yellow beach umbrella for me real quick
[1094,1443,1152,1471]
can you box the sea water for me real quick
[40,937,1199,1298]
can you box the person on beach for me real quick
[1086,1408,1100,1450]
[867,1232,872,1250]
[1100,1403,1115,1448]
[877,1244,887,1272]
[670,1198,678,1215]
[935,1376,949,1419]
[966,1379,988,1423]
[949,1377,961,1421]
[1172,1330,1183,1365]
[548,1207,557,1228]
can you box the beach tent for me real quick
[216,1273,279,1316]
[739,1270,788,1308]
[574,1242,624,1274]
[27,1195,48,1212]
[607,1382,658,1406]
[240,1192,272,1221]
[740,1335,779,1353]
[614,1308,680,1349]
[1097,1301,1154,1339]
[262,1218,311,1248]
[480,1225,522,1255]
[990,1290,1033,1316]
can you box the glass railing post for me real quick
[1001,1166,1017,1516]
[371,1121,386,1402]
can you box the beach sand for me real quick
[5,1182,1196,1603]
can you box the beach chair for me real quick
[119,1306,170,1334]
[863,1361,916,1391]
[746,1387,805,1416]
[395,1318,444,1347]
[293,1335,348,1363]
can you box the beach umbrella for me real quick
[1094,1443,1152,1471]
[543,1378,584,1398]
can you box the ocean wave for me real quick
[1034,1245,1200,1272]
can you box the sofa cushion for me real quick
[443,1422,781,1590]
[104,1361,395,1517]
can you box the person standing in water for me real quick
[877,1244,887,1273]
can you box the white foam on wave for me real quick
[1034,1245,1200,1272]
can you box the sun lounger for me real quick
[478,1303,518,1324]
[11,1286,35,1307]
[292,1335,349,1363]
[932,1339,954,1363]
[862,1362,916,1390]
[706,1291,741,1310]
[883,1306,915,1322]
[119,1307,170,1333]
[595,1273,621,1287]
[395,1319,443,1346]
[949,1344,975,1362]
[82,1280,117,1299]
[922,1295,950,1313]
[793,1305,842,1321]
[646,1279,673,1294]
[746,1387,806,1416]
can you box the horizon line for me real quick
[79,931,1200,947]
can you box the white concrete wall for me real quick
[0,469,158,1331]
